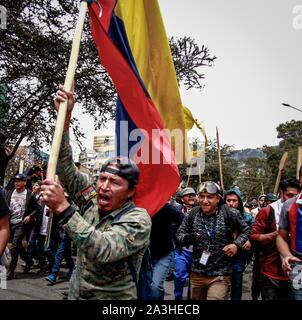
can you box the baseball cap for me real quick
[265,193,278,202]
[14,173,27,181]
[100,156,139,187]
[182,187,196,196]
[198,181,223,198]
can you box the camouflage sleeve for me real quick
[57,131,89,207]
[63,208,152,264]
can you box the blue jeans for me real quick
[289,262,302,300]
[231,259,245,300]
[9,223,29,270]
[261,274,289,300]
[36,234,48,267]
[150,253,173,300]
[289,287,302,300]
[174,249,193,300]
[50,235,74,277]
[27,227,39,263]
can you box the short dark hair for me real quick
[280,178,301,192]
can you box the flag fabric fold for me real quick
[87,0,180,216]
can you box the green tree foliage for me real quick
[0,0,216,184]
[169,36,216,90]
[180,120,302,198]
[203,141,239,190]
[263,120,302,188]
[180,140,239,192]
[235,157,271,200]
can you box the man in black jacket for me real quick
[6,174,41,279]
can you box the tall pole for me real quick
[46,1,88,180]
[216,126,224,189]
[186,162,193,187]
[45,1,88,248]
[274,152,288,195]
[297,147,302,180]
[261,182,264,195]
[19,159,24,174]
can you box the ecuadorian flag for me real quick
[87,0,182,216]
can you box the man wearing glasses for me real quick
[176,181,250,300]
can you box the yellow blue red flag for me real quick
[87,0,180,216]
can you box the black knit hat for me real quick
[100,156,139,187]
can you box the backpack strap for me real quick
[187,206,200,231]
[110,202,141,293]
[111,202,135,224]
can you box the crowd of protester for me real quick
[1,84,300,301]
[0,163,301,301]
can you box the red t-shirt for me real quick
[250,206,288,280]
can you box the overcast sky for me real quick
[73,0,302,153]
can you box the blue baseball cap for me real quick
[14,173,27,181]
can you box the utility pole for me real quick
[282,103,302,113]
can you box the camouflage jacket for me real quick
[57,132,151,300]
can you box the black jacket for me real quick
[6,188,41,225]
[149,203,182,260]
[0,186,10,219]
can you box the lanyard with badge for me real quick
[199,213,217,266]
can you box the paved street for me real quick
[0,262,70,300]
[0,260,253,300]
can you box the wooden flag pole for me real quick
[273,152,288,195]
[216,126,224,189]
[46,1,88,180]
[45,1,88,247]
[297,147,302,180]
[19,159,24,174]
[186,161,193,187]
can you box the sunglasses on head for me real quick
[198,181,221,195]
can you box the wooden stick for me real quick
[274,152,288,194]
[198,162,201,184]
[297,147,302,180]
[46,1,88,180]
[186,161,193,187]
[261,182,264,195]
[45,1,88,248]
[216,126,224,189]
[19,159,24,174]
